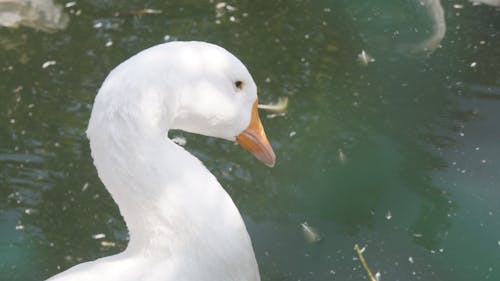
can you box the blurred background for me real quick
[1,0,499,280]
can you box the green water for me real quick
[1,0,499,280]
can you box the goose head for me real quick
[169,42,276,167]
[91,41,275,167]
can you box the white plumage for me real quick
[47,41,275,281]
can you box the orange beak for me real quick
[236,100,276,167]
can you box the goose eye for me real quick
[234,80,243,90]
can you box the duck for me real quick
[46,41,276,281]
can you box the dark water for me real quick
[1,0,499,280]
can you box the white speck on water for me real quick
[385,210,392,220]
[453,4,464,8]
[65,1,77,8]
[375,272,381,281]
[229,16,236,22]
[475,146,480,151]
[265,77,271,83]
[15,225,24,230]
[92,233,106,240]
[470,62,477,67]
[481,159,487,164]
[452,161,457,165]
[304,34,310,39]
[413,233,423,238]
[105,40,113,47]
[408,256,414,264]
[439,248,444,253]
[172,136,187,146]
[459,132,464,137]
[215,2,226,10]
[93,22,103,29]
[266,112,286,119]
[28,103,35,108]
[323,7,331,13]
[163,35,171,41]
[226,4,237,12]
[42,60,56,69]
[24,208,36,215]
[9,119,15,124]
[329,270,336,275]
[480,40,486,45]
[289,131,296,137]
[82,182,89,191]
[338,149,346,163]
[497,241,500,246]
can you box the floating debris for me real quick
[289,131,296,137]
[92,233,106,240]
[100,241,116,247]
[172,136,187,146]
[375,271,381,281]
[114,9,162,17]
[226,4,237,12]
[301,222,321,243]
[24,208,38,215]
[258,97,289,113]
[42,60,57,69]
[470,62,477,68]
[470,0,500,7]
[338,149,346,163]
[357,50,375,65]
[215,2,237,17]
[65,1,77,8]
[385,210,392,220]
[354,244,377,281]
[408,256,414,264]
[105,40,113,47]
[15,225,24,230]
[82,182,89,191]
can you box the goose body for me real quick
[47,41,275,281]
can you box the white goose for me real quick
[47,41,275,281]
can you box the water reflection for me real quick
[0,0,69,32]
